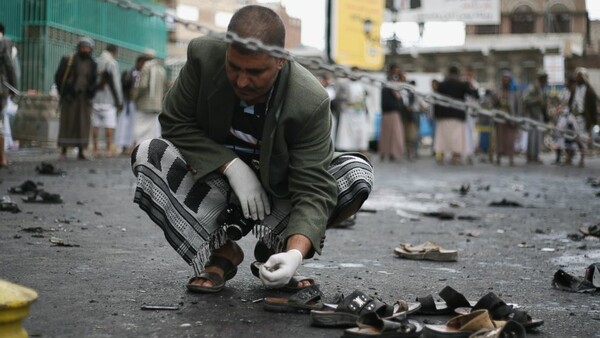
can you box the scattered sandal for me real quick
[415,286,475,316]
[22,191,63,204]
[342,312,423,338]
[424,309,506,337]
[552,263,600,293]
[579,224,600,237]
[263,284,324,313]
[8,180,40,194]
[394,241,458,262]
[186,256,238,293]
[454,292,543,331]
[36,162,66,176]
[310,289,421,328]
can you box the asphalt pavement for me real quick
[1,148,600,338]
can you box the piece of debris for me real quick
[0,196,20,213]
[449,201,466,208]
[422,211,455,220]
[457,215,481,221]
[49,236,80,247]
[489,199,522,207]
[517,242,535,248]
[140,304,179,311]
[567,233,584,241]
[541,247,556,252]
[459,183,470,196]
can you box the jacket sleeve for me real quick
[110,60,123,105]
[284,97,337,256]
[54,56,67,93]
[159,40,236,176]
[1,42,16,89]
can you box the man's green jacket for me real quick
[160,36,337,255]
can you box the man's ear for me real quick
[277,59,286,70]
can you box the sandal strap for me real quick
[416,294,440,312]
[439,286,472,310]
[472,293,513,319]
[337,290,391,316]
[288,284,322,305]
[357,312,417,333]
[190,271,225,288]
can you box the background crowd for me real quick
[320,63,598,168]
[1,30,597,168]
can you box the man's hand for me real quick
[259,249,303,288]
[222,158,270,220]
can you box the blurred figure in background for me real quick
[335,67,369,156]
[92,44,123,158]
[0,22,17,167]
[494,71,521,166]
[134,51,166,144]
[566,67,597,167]
[522,69,549,164]
[378,63,405,161]
[463,66,480,164]
[434,66,476,165]
[115,55,146,155]
[54,36,98,160]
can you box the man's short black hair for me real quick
[448,66,460,76]
[0,23,5,34]
[227,5,285,53]
[106,44,118,53]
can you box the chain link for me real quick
[99,0,597,147]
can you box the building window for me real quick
[546,5,571,33]
[511,5,535,34]
[474,25,499,35]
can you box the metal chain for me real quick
[100,0,597,148]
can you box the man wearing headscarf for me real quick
[54,36,98,160]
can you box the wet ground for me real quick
[1,148,600,337]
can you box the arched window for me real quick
[511,5,535,34]
[546,4,571,33]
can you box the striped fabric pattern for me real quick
[131,138,373,275]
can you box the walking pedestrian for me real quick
[0,23,17,167]
[115,55,146,155]
[131,5,373,293]
[134,51,166,144]
[566,67,597,167]
[335,67,370,155]
[494,71,521,166]
[433,66,477,165]
[522,69,549,164]
[54,36,98,160]
[378,63,405,161]
[92,44,123,157]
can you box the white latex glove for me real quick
[222,158,271,220]
[259,249,303,288]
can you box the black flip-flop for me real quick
[8,180,39,194]
[263,284,324,313]
[310,289,421,328]
[454,292,544,331]
[22,191,63,204]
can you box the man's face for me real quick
[78,45,92,58]
[225,46,284,104]
[576,73,584,85]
